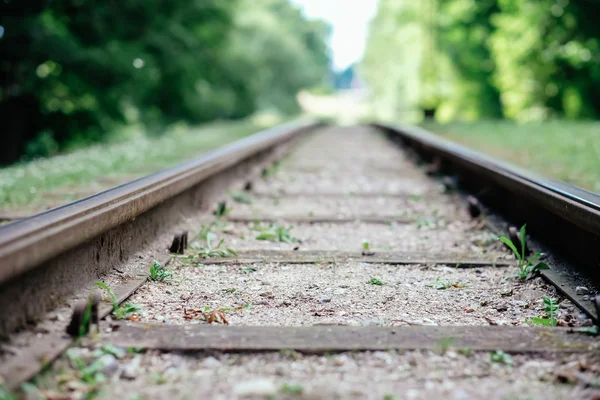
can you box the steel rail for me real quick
[373,122,600,283]
[0,119,320,286]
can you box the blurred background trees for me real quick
[0,0,331,164]
[361,0,600,123]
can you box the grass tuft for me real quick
[499,224,549,279]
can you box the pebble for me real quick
[333,288,346,295]
[165,289,173,295]
[511,300,528,307]
[319,296,332,303]
[201,356,221,368]
[333,355,348,366]
[98,354,119,376]
[233,379,277,396]
[575,286,589,295]
[451,389,470,400]
[120,357,141,380]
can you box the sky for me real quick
[289,0,379,72]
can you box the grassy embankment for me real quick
[0,119,278,212]
[421,120,600,194]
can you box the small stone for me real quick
[120,357,141,380]
[511,300,527,307]
[464,307,474,313]
[165,289,173,295]
[98,354,119,376]
[333,355,348,366]
[233,379,277,396]
[319,297,332,303]
[155,315,165,322]
[516,289,545,302]
[333,288,346,295]
[201,356,221,369]
[576,286,589,295]
[275,366,286,376]
[496,305,508,312]
[259,291,274,298]
[308,283,319,289]
[451,389,469,400]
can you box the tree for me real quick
[0,0,331,164]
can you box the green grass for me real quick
[421,120,600,194]
[0,120,270,210]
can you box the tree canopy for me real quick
[361,0,600,123]
[0,0,331,164]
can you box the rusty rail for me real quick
[0,119,319,284]
[373,122,600,317]
[0,118,322,336]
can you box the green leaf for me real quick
[232,193,253,204]
[256,233,277,240]
[531,262,550,272]
[543,296,559,326]
[499,236,521,260]
[95,281,118,309]
[529,317,552,326]
[526,252,542,266]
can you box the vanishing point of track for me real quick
[0,119,599,399]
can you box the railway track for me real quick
[0,120,599,399]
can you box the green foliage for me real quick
[231,0,331,114]
[190,232,237,258]
[231,193,253,204]
[431,277,465,290]
[214,201,232,218]
[499,224,550,279]
[0,384,17,400]
[367,277,385,286]
[490,350,512,366]
[489,0,600,120]
[94,281,142,320]
[252,223,298,243]
[361,0,600,122]
[148,261,174,282]
[280,383,304,395]
[422,120,600,194]
[0,0,331,164]
[530,296,559,327]
[0,121,261,209]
